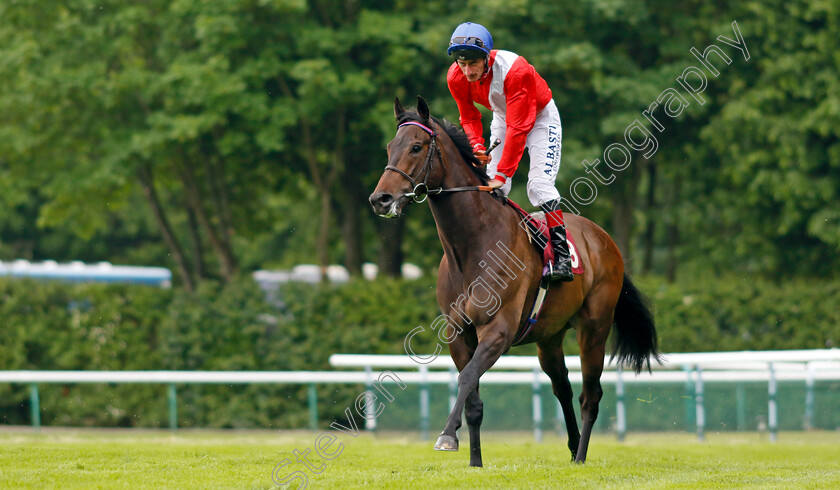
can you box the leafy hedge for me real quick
[639,276,838,352]
[0,274,837,428]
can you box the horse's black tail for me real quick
[611,274,662,374]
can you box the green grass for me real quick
[1,429,839,489]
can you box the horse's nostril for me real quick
[377,193,394,206]
[369,192,395,210]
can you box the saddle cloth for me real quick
[505,200,584,276]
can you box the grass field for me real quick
[1,429,839,489]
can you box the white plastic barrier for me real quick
[329,350,840,442]
[3,349,839,440]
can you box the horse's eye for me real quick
[411,144,422,153]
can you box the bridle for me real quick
[384,121,440,203]
[384,120,495,204]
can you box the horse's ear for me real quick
[394,97,405,119]
[417,96,430,122]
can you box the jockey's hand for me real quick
[472,144,490,166]
[474,150,490,165]
[487,179,503,189]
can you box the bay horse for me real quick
[369,96,660,465]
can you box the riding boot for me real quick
[540,199,575,282]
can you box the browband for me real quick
[398,121,436,136]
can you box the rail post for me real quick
[804,362,815,431]
[695,366,705,442]
[364,366,376,431]
[420,364,430,441]
[768,363,777,442]
[167,383,178,431]
[532,369,543,443]
[616,365,626,442]
[308,384,318,431]
[30,383,40,431]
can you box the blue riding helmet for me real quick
[447,22,493,60]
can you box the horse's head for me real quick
[369,96,442,218]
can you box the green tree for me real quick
[695,0,840,276]
[3,1,837,286]
[0,0,305,289]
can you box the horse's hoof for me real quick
[434,434,459,451]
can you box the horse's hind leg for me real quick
[574,305,614,463]
[537,330,581,461]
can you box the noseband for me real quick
[384,121,440,203]
[385,121,496,203]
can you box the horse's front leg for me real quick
[434,323,507,459]
[464,388,484,467]
[442,330,486,466]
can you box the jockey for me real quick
[446,22,573,282]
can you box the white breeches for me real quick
[487,99,562,207]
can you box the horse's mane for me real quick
[397,110,489,185]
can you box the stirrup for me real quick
[546,260,574,282]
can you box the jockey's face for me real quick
[457,58,486,82]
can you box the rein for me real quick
[385,121,495,203]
